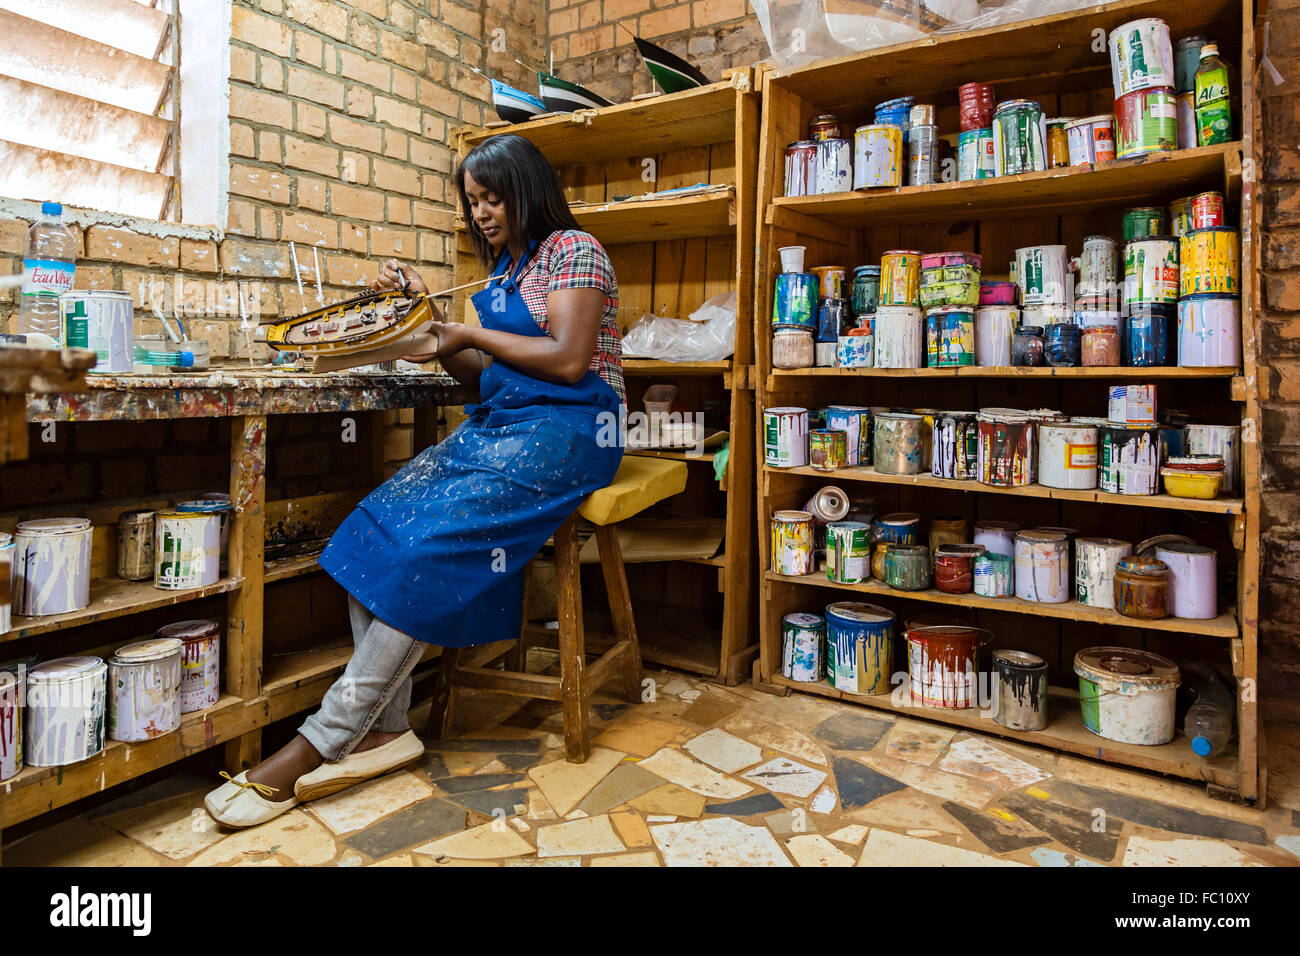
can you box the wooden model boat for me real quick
[265,289,435,359]
[632,36,709,93]
[537,71,614,112]
[490,79,547,124]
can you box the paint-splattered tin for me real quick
[924,306,975,367]
[1014,530,1070,604]
[1100,424,1160,495]
[825,406,872,466]
[159,619,222,713]
[992,650,1049,731]
[1044,322,1082,367]
[0,653,37,780]
[879,250,922,307]
[771,510,815,576]
[783,140,818,197]
[1177,91,1197,148]
[974,306,1016,366]
[836,332,872,368]
[934,544,983,594]
[814,138,853,194]
[763,407,809,468]
[773,327,814,369]
[1082,326,1122,366]
[816,298,849,344]
[179,496,233,574]
[852,124,903,189]
[825,522,871,584]
[1036,422,1098,490]
[0,535,12,636]
[60,290,134,374]
[1075,537,1133,608]
[1014,244,1070,306]
[1076,235,1119,296]
[25,656,107,767]
[979,281,1018,305]
[872,306,923,368]
[1179,227,1239,297]
[1114,555,1170,618]
[907,624,985,709]
[809,428,848,472]
[957,128,995,181]
[1115,87,1178,158]
[992,99,1046,176]
[873,412,925,475]
[1178,295,1241,367]
[884,544,929,591]
[13,517,93,617]
[873,512,919,546]
[973,552,1014,597]
[873,97,914,142]
[1125,303,1173,366]
[1124,236,1179,306]
[781,612,824,682]
[1108,18,1176,96]
[826,602,895,695]
[977,409,1033,487]
[1065,115,1116,165]
[973,520,1019,558]
[931,412,978,480]
[908,124,939,185]
[809,114,844,141]
[1190,192,1227,231]
[1154,542,1217,619]
[1076,647,1180,745]
[1108,384,1157,425]
[811,267,847,302]
[919,252,981,309]
[850,266,881,318]
[117,508,155,582]
[772,272,818,329]
[1124,208,1167,244]
[1169,194,1195,238]
[1186,423,1241,494]
[155,510,221,591]
[108,638,182,742]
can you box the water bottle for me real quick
[1182,661,1235,758]
[16,201,77,341]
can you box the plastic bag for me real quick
[621,291,737,363]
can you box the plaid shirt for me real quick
[512,229,625,403]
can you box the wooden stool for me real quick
[426,456,688,763]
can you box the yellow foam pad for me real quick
[577,455,688,526]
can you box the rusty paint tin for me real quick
[159,619,222,713]
[117,509,155,582]
[809,428,848,472]
[1113,555,1170,619]
[934,544,983,594]
[906,624,988,709]
[771,510,815,576]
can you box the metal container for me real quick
[958,82,995,131]
[771,510,815,576]
[1108,18,1176,96]
[974,306,1016,366]
[0,653,38,780]
[1065,115,1116,165]
[1037,422,1098,490]
[850,266,881,318]
[908,124,939,185]
[925,306,975,367]
[1014,244,1070,306]
[0,535,13,636]
[825,522,871,584]
[992,650,1049,731]
[919,252,981,309]
[1179,227,1239,297]
[1154,542,1218,619]
[879,250,923,307]
[1114,555,1170,618]
[973,551,1014,597]
[836,332,873,368]
[884,544,929,591]
[160,619,222,713]
[1124,236,1179,307]
[1076,235,1119,296]
[117,508,156,582]
[1075,647,1180,745]
[814,138,853,194]
[1014,530,1070,604]
[977,409,1033,487]
[872,412,925,475]
[907,624,985,709]
[772,327,814,369]
[873,512,919,545]
[13,517,93,617]
[825,406,871,466]
[809,114,843,141]
[852,124,903,189]
[781,612,825,682]
[931,412,978,480]
[60,290,135,374]
[25,656,107,767]
[1124,206,1167,241]
[934,544,983,594]
[1099,424,1160,495]
[809,428,848,472]
[1175,36,1208,93]
[155,510,221,590]
[1074,537,1133,609]
[825,602,895,695]
[1115,86,1178,159]
[763,407,809,468]
[784,140,818,197]
[992,99,1046,176]
[1186,423,1241,494]
[772,271,818,329]
[872,306,923,368]
[108,637,182,742]
[1178,295,1241,367]
[1044,323,1082,367]
[957,128,995,181]
[1125,302,1174,366]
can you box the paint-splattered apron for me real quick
[319,242,624,646]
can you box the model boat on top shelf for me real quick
[490,79,547,125]
[537,71,615,112]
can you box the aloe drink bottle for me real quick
[1194,44,1233,146]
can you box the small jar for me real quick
[1113,555,1170,619]
[809,113,843,141]
[1081,324,1121,366]
[934,543,984,594]
[871,542,890,581]
[1046,119,1071,168]
[928,516,968,569]
[1044,323,1081,366]
[1012,325,1046,366]
[850,266,881,320]
[772,328,814,369]
[884,544,930,591]
[117,509,156,581]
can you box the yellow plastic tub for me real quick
[1160,467,1223,499]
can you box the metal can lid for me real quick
[852,265,882,275]
[885,543,927,556]
[974,520,1020,533]
[826,601,894,624]
[1116,555,1170,576]
[773,510,813,522]
[1016,529,1067,544]
[1165,455,1224,470]
[878,511,920,525]
[16,517,91,535]
[935,544,985,558]
[764,406,808,416]
[28,656,105,682]
[158,619,222,642]
[1075,646,1180,686]
[994,98,1042,112]
[827,521,870,532]
[993,649,1047,669]
[112,638,183,664]
[1066,115,1115,129]
[1046,116,1076,128]
[875,96,915,110]
[978,408,1031,423]
[882,249,923,257]
[783,612,825,629]
[1153,541,1216,558]
[155,509,212,520]
[176,499,234,513]
[1077,536,1132,550]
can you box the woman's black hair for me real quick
[456,133,580,266]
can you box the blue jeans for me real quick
[298,596,424,761]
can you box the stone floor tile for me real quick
[536,814,625,858]
[526,788,559,820]
[413,821,535,861]
[187,810,339,867]
[742,757,827,798]
[589,851,661,866]
[369,854,415,867]
[936,737,1052,791]
[680,691,744,728]
[1277,835,1300,860]
[882,719,956,766]
[1030,847,1106,867]
[847,790,962,833]
[787,834,855,866]
[941,801,1053,855]
[441,787,530,818]
[85,773,211,820]
[705,793,785,817]
[308,771,433,835]
[812,711,894,751]
[1122,835,1268,867]
[856,753,997,809]
[683,728,763,773]
[528,747,626,816]
[343,798,466,859]
[858,828,1026,867]
[100,794,225,861]
[576,763,665,816]
[826,824,870,845]
[1038,779,1269,845]
[651,817,792,867]
[832,756,907,810]
[433,772,527,794]
[629,784,707,818]
[999,792,1120,863]
[592,715,686,757]
[609,809,654,848]
[810,786,838,814]
[5,816,166,867]
[639,748,753,798]
[765,809,818,838]
[723,714,828,766]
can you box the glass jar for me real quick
[928,515,968,568]
[1012,325,1046,366]
[1081,324,1121,366]
[1044,323,1081,366]
[884,544,930,591]
[871,542,890,581]
[1113,556,1170,619]
[850,266,881,320]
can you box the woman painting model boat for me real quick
[205,133,626,827]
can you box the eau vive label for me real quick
[21,259,75,297]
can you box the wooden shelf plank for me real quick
[623,359,732,376]
[265,551,324,583]
[770,144,1240,226]
[4,576,242,642]
[765,571,1239,638]
[772,678,1240,789]
[769,464,1245,515]
[628,448,718,463]
[768,365,1240,382]
[574,191,736,244]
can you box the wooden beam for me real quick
[224,414,267,773]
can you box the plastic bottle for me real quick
[16,201,77,341]
[1193,44,1233,146]
[1182,661,1235,758]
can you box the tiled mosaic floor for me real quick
[7,667,1300,867]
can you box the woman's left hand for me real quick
[402,321,475,363]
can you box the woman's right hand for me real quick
[370,259,429,296]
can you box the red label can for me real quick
[784,141,818,197]
[1191,191,1225,229]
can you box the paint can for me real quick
[158,619,222,713]
[763,407,809,468]
[1099,424,1160,495]
[1179,227,1239,297]
[815,138,853,194]
[811,267,847,302]
[1108,384,1157,425]
[1124,236,1179,306]
[959,82,995,131]
[804,485,851,526]
[1075,293,1123,328]
[974,522,1019,562]
[809,114,844,141]
[816,298,849,345]
[1124,206,1167,241]
[0,653,37,781]
[852,124,903,189]
[879,250,922,307]
[773,327,814,369]
[1108,18,1176,96]
[979,281,1017,305]
[117,509,155,582]
[155,510,221,590]
[1177,295,1240,367]
[836,332,872,368]
[973,552,1014,597]
[825,522,871,584]
[781,613,825,682]
[992,650,1049,731]
[957,128,995,181]
[1037,422,1098,490]
[992,99,1046,176]
[1152,542,1217,620]
[873,412,925,475]
[908,124,939,185]
[1124,303,1173,366]
[1082,326,1122,366]
[873,512,920,545]
[1075,235,1119,296]
[1065,115,1116,165]
[850,266,881,318]
[826,603,895,695]
[825,406,872,466]
[1044,323,1081,367]
[1115,87,1178,158]
[60,290,134,374]
[1014,530,1070,604]
[874,97,914,142]
[934,544,983,594]
[0,535,12,635]
[973,306,1015,366]
[1075,537,1133,608]
[1191,191,1227,230]
[1014,245,1070,305]
[13,517,93,617]
[771,510,815,576]
[25,656,107,767]
[816,341,838,369]
[783,140,818,197]
[809,428,848,472]
[1114,555,1170,618]
[872,306,923,367]
[884,544,929,591]
[1186,423,1241,494]
[927,515,967,565]
[1075,647,1180,745]
[108,638,182,742]
[907,624,986,709]
[977,409,1033,487]
[1169,194,1195,238]
[772,272,818,329]
[931,412,978,480]
[924,306,975,367]
[919,252,981,309]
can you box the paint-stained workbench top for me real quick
[26,366,475,422]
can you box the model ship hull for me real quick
[490,78,546,124]
[537,71,614,112]
[265,290,434,357]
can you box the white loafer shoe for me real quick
[204,771,299,828]
[294,730,426,802]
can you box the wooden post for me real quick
[224,414,267,773]
[554,515,590,763]
[0,395,27,464]
[594,524,643,703]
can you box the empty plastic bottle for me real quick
[1182,661,1235,758]
[17,201,77,341]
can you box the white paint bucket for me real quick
[155,510,221,590]
[1075,646,1180,746]
[0,653,37,781]
[873,306,923,368]
[1075,537,1133,608]
[1155,542,1218,619]
[60,290,134,374]
[160,619,222,713]
[1185,423,1241,494]
[178,496,233,575]
[25,656,107,767]
[1037,423,1098,490]
[763,407,809,468]
[13,517,92,617]
[108,638,183,742]
[0,535,13,635]
[1177,296,1241,367]
[1014,244,1070,306]
[974,306,1016,366]
[1014,530,1070,604]
[973,520,1019,558]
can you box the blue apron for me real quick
[319,240,624,645]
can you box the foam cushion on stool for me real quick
[577,455,687,526]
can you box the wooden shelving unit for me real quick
[754,0,1262,801]
[454,70,760,685]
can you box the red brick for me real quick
[281,211,339,246]
[288,65,345,108]
[230,86,294,128]
[370,225,417,258]
[340,222,368,254]
[325,252,374,287]
[383,130,409,160]
[232,7,292,56]
[329,114,384,152]
[296,176,328,212]
[258,207,278,239]
[380,29,425,72]
[230,123,256,158]
[230,164,292,204]
[387,197,412,225]
[374,157,420,194]
[260,55,285,91]
[330,183,386,219]
[181,240,219,274]
[348,87,375,118]
[640,6,689,36]
[284,136,340,176]
[285,0,349,41]
[230,45,257,83]
[441,2,482,38]
[220,238,291,278]
[258,131,283,163]
[294,29,324,66]
[227,200,258,236]
[85,227,178,267]
[375,95,422,133]
[342,151,370,184]
[339,48,391,89]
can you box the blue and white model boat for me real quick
[490,79,546,124]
